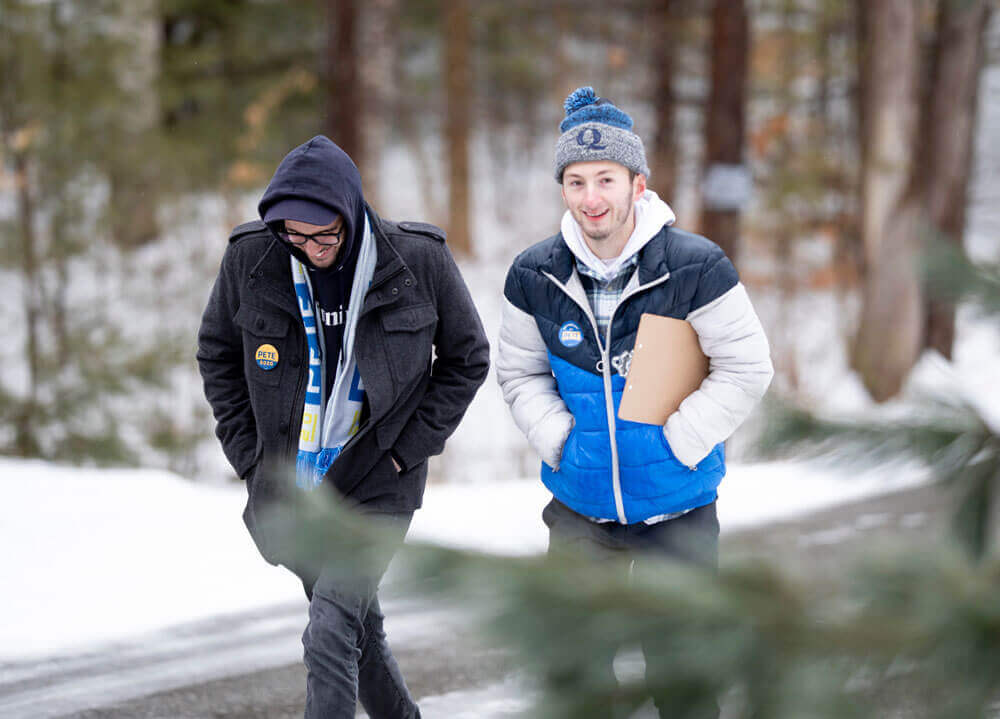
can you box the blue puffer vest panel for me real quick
[504,225,738,524]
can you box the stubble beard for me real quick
[581,224,612,243]
[577,201,634,250]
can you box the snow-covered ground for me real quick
[2,298,997,662]
[0,454,930,663]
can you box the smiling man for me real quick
[197,135,489,719]
[496,88,773,717]
[285,217,344,267]
[561,161,642,250]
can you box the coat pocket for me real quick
[380,302,437,386]
[375,419,406,451]
[235,304,291,387]
[557,424,577,471]
[657,427,690,468]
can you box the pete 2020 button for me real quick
[255,344,279,371]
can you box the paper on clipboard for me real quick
[617,313,709,425]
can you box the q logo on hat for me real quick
[576,128,607,151]
[255,344,279,371]
[559,322,584,348]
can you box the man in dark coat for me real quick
[197,135,489,719]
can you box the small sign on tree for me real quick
[702,163,753,211]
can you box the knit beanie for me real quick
[554,86,650,182]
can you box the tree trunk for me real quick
[553,4,574,106]
[326,0,363,167]
[358,0,397,206]
[920,0,991,358]
[850,0,921,402]
[13,151,41,456]
[829,0,864,292]
[649,0,680,204]
[700,0,749,265]
[443,0,472,256]
[773,0,802,394]
[108,0,161,248]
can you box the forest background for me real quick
[1,0,997,482]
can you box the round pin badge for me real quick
[255,344,279,371]
[559,321,584,348]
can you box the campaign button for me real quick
[255,344,279,371]
[559,321,584,348]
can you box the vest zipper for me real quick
[543,271,627,524]
[543,267,679,524]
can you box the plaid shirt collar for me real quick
[575,255,639,339]
[575,254,638,285]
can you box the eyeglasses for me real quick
[279,224,345,247]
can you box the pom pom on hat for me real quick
[559,86,634,133]
[564,86,598,114]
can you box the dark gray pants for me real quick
[293,513,420,719]
[543,498,721,719]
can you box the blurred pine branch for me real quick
[259,477,999,718]
[756,244,1000,560]
[248,245,1000,718]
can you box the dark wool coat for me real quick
[197,208,489,564]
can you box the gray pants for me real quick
[293,513,420,719]
[543,498,721,719]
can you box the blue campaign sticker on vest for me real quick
[255,344,279,371]
[559,321,584,348]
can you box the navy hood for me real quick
[257,135,367,272]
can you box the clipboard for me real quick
[617,313,709,425]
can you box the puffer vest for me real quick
[504,225,737,523]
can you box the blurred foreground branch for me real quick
[238,250,1000,718]
[759,242,1000,560]
[259,446,999,719]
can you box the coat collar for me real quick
[544,224,673,286]
[247,204,413,318]
[360,204,412,317]
[635,225,673,285]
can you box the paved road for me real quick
[722,481,956,579]
[0,595,503,719]
[0,482,970,718]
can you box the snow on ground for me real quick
[0,459,303,661]
[0,455,928,662]
[390,676,533,719]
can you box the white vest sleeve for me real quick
[664,283,774,467]
[496,297,574,470]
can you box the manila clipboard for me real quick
[617,313,710,425]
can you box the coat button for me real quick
[278,421,289,434]
[290,356,301,368]
[391,287,399,295]
[404,278,412,287]
[256,318,265,330]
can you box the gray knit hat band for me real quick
[554,122,650,181]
